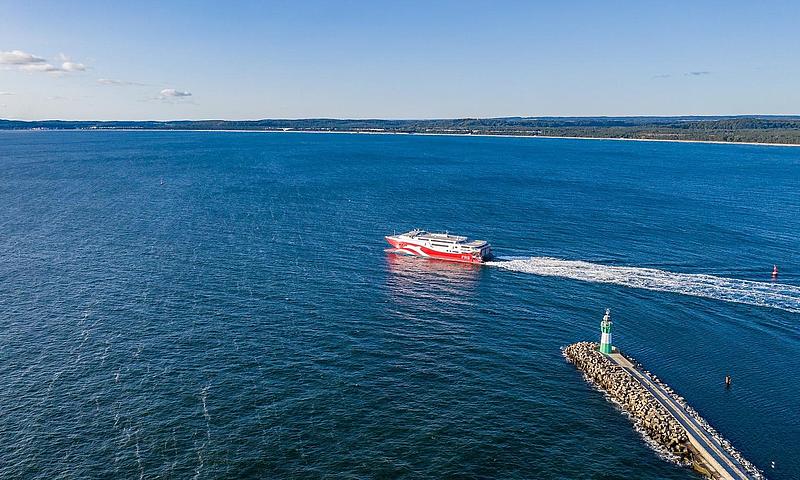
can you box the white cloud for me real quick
[149,88,196,105]
[20,63,62,72]
[0,91,14,95]
[0,50,46,65]
[160,88,192,98]
[98,78,147,86]
[57,53,86,72]
[1,50,87,74]
[61,61,86,72]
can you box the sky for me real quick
[1,0,798,120]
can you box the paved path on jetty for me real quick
[608,353,755,480]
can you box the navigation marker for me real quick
[599,308,613,354]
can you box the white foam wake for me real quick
[488,257,800,314]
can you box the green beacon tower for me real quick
[599,308,613,354]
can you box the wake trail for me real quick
[487,257,800,314]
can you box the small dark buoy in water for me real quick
[772,264,778,278]
[725,374,731,388]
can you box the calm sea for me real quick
[1,131,798,479]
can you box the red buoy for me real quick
[772,265,778,278]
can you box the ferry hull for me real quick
[385,236,488,264]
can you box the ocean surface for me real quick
[1,130,798,479]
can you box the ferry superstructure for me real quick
[385,229,492,264]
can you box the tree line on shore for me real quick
[2,116,799,144]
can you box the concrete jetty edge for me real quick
[563,341,765,480]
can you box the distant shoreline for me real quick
[527,134,800,147]
[11,127,800,148]
[359,130,800,147]
[5,115,800,146]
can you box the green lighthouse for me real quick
[599,308,613,354]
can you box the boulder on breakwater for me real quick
[563,342,693,463]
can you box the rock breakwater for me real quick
[563,342,693,463]
[563,341,764,479]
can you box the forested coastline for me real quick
[2,116,799,144]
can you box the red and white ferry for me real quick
[385,229,493,264]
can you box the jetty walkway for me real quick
[608,352,756,480]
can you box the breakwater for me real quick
[563,342,764,479]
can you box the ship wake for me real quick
[487,257,800,314]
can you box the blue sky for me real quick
[1,0,798,120]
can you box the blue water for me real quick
[1,130,798,479]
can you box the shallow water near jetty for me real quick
[0,130,798,479]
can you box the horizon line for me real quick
[3,114,800,123]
